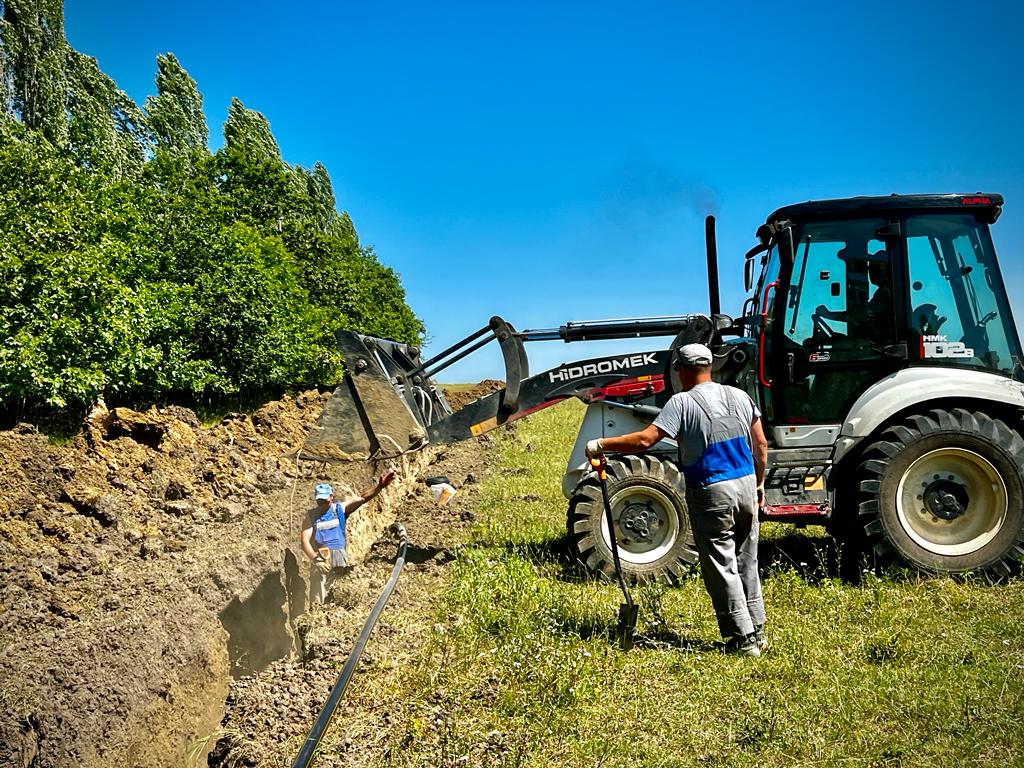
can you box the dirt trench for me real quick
[207,434,494,767]
[0,387,498,768]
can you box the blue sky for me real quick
[67,1,1024,381]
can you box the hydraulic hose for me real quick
[291,522,409,768]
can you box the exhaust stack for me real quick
[705,215,720,317]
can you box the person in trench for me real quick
[301,472,395,605]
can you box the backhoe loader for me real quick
[305,193,1024,582]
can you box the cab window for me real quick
[776,218,898,423]
[782,218,893,359]
[905,215,1022,378]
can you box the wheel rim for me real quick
[895,448,1008,556]
[601,485,680,565]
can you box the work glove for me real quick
[756,484,765,511]
[315,553,331,574]
[585,439,604,459]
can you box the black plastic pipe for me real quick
[292,523,409,768]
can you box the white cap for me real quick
[675,343,713,367]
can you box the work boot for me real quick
[754,624,769,652]
[722,633,761,657]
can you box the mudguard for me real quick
[833,367,1024,462]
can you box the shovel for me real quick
[590,457,639,651]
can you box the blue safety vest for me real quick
[313,501,346,550]
[678,385,755,488]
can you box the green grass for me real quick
[362,401,1024,767]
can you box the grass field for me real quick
[364,401,1024,767]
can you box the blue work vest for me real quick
[313,501,346,550]
[679,386,755,488]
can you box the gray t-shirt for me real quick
[652,382,761,465]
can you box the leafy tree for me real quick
[217,99,294,228]
[144,52,207,157]
[191,223,340,394]
[0,2,424,417]
[0,118,142,408]
[65,50,148,178]
[139,153,227,279]
[0,2,147,177]
[223,96,279,162]
[0,0,68,146]
[308,162,336,231]
[346,246,424,343]
[282,224,424,345]
[287,161,349,236]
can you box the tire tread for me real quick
[855,408,1024,579]
[566,454,695,584]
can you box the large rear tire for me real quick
[858,408,1024,580]
[566,455,698,584]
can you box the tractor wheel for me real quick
[566,455,697,584]
[857,408,1024,580]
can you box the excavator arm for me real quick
[301,313,728,462]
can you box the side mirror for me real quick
[744,256,754,292]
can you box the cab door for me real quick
[769,217,904,444]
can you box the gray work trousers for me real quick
[685,474,765,640]
[309,563,348,605]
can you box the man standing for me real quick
[301,471,396,605]
[585,343,769,656]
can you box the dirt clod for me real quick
[163,500,193,516]
[139,536,164,559]
[216,500,246,523]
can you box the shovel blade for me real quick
[617,603,639,651]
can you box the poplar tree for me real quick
[0,0,147,177]
[308,161,339,233]
[66,50,148,177]
[0,0,69,145]
[223,96,280,162]
[144,53,208,156]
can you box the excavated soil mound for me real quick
[442,379,504,411]
[0,389,467,768]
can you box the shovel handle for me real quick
[591,460,634,610]
[589,455,638,648]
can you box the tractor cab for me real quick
[743,194,1024,440]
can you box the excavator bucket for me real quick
[301,331,453,462]
[303,317,532,461]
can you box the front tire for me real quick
[566,455,698,584]
[858,408,1024,580]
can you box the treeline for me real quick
[0,1,423,416]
